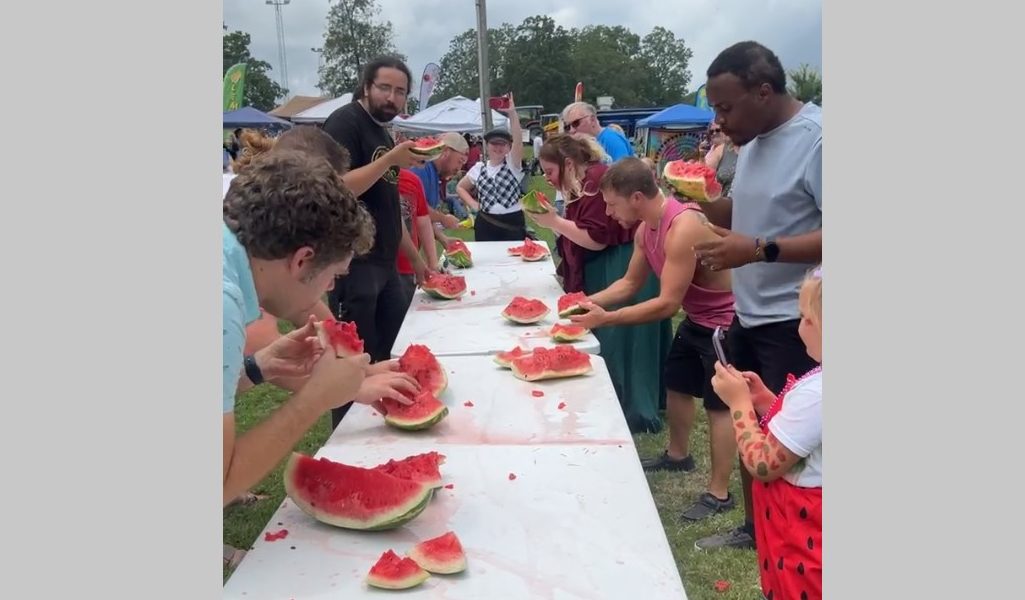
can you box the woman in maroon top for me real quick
[532,134,672,433]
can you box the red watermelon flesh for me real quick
[662,159,722,202]
[445,240,473,268]
[550,322,589,342]
[422,273,467,299]
[283,453,434,531]
[408,531,468,574]
[501,296,550,324]
[493,345,534,368]
[383,390,449,431]
[411,137,445,157]
[367,549,431,590]
[510,346,593,381]
[557,291,589,317]
[520,238,550,262]
[398,344,448,395]
[315,318,364,357]
[373,451,446,488]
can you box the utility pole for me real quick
[311,47,325,96]
[475,0,491,132]
[266,0,291,96]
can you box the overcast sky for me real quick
[224,0,821,105]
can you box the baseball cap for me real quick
[439,131,469,153]
[483,128,513,143]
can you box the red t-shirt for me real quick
[397,169,430,275]
[555,163,635,293]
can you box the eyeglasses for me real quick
[566,115,590,130]
[371,82,408,99]
[709,128,722,134]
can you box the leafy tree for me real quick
[788,63,822,105]
[433,23,516,102]
[638,27,694,105]
[319,0,405,97]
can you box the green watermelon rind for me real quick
[662,160,722,202]
[551,329,588,343]
[424,286,465,300]
[385,405,450,431]
[501,307,550,324]
[407,533,468,574]
[283,454,434,531]
[521,190,550,214]
[366,552,432,589]
[446,251,473,268]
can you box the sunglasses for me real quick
[566,115,590,130]
[709,128,722,134]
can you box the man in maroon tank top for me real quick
[570,157,741,522]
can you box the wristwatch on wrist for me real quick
[763,238,780,263]
[244,354,265,385]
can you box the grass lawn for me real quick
[223,175,761,598]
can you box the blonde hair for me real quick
[230,129,276,174]
[538,133,605,202]
[802,265,823,326]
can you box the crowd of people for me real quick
[222,40,822,600]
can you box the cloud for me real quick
[223,0,820,104]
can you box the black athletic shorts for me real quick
[726,316,820,395]
[663,317,728,411]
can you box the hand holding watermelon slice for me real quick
[662,159,723,202]
[567,300,610,330]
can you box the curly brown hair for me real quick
[273,125,351,174]
[230,129,276,174]
[224,150,375,273]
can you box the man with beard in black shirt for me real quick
[322,55,426,429]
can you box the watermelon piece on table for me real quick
[422,273,467,299]
[373,451,446,488]
[550,322,589,342]
[510,346,593,382]
[408,531,468,574]
[501,296,550,324]
[398,344,448,395]
[366,549,431,590]
[382,390,449,431]
[493,345,534,368]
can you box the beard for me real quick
[367,97,399,123]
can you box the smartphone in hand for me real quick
[712,326,730,366]
[488,96,511,110]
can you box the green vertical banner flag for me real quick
[223,63,247,111]
[694,84,709,110]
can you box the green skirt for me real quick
[583,243,672,434]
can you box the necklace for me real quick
[759,366,822,429]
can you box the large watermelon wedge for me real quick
[373,451,446,488]
[662,159,723,202]
[422,273,467,299]
[493,345,534,368]
[383,390,449,431]
[408,531,468,575]
[444,240,473,268]
[510,346,593,382]
[557,291,589,318]
[284,453,434,531]
[314,318,365,357]
[410,136,446,159]
[550,322,589,342]
[398,344,448,395]
[520,189,551,214]
[367,550,431,590]
[501,296,550,324]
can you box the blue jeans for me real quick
[444,195,468,219]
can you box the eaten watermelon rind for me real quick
[385,404,450,431]
[520,189,550,214]
[493,346,533,368]
[407,532,468,575]
[550,323,589,343]
[398,345,449,396]
[314,318,365,357]
[373,452,446,489]
[366,550,431,590]
[283,453,434,531]
[509,347,594,382]
[445,241,474,268]
[557,292,590,318]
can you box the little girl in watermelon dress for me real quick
[711,266,823,600]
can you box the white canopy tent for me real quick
[290,93,353,123]
[393,96,509,135]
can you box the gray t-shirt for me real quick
[731,102,822,328]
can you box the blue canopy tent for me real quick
[223,106,292,131]
[637,104,716,172]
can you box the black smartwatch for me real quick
[244,354,264,385]
[763,238,780,263]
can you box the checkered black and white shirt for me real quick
[466,155,525,215]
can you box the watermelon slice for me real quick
[510,346,593,382]
[550,322,589,342]
[557,291,589,318]
[408,531,468,575]
[445,240,473,268]
[520,238,550,262]
[501,296,550,324]
[383,390,449,431]
[398,344,448,395]
[284,453,434,531]
[662,159,723,202]
[422,272,467,299]
[373,451,446,489]
[493,345,534,368]
[520,189,550,214]
[367,549,431,590]
[314,318,364,357]
[410,136,446,159]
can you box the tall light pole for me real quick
[311,47,325,96]
[475,0,492,132]
[266,0,291,96]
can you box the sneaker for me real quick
[681,492,735,521]
[694,526,755,551]
[640,451,696,473]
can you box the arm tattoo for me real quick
[731,403,801,482]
